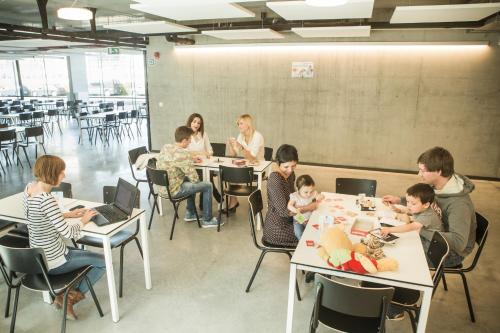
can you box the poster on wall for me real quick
[291,62,314,78]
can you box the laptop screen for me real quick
[114,178,137,215]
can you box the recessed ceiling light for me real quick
[57,7,93,21]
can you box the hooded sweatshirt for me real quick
[435,174,477,257]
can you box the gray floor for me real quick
[0,119,499,332]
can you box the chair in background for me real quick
[146,166,201,239]
[18,113,32,126]
[211,143,226,157]
[0,245,103,333]
[128,146,149,189]
[218,165,255,231]
[44,109,62,136]
[245,190,301,300]
[129,110,142,136]
[335,178,377,197]
[0,234,30,319]
[310,274,394,333]
[31,111,45,126]
[116,101,125,110]
[118,111,133,139]
[440,213,489,323]
[18,126,47,168]
[264,146,273,162]
[363,231,449,333]
[0,129,23,168]
[75,186,142,298]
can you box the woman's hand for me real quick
[80,209,97,225]
[380,227,391,237]
[63,208,86,219]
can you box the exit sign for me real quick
[108,47,120,55]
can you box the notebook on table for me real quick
[92,178,138,226]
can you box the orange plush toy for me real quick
[317,227,398,274]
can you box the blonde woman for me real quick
[186,113,221,206]
[226,114,265,212]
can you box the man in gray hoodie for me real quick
[383,147,477,267]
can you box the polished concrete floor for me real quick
[0,119,499,332]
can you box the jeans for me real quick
[195,169,222,208]
[444,250,464,268]
[174,179,213,221]
[293,222,305,240]
[49,248,106,294]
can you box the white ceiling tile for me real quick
[0,39,90,48]
[201,28,284,40]
[267,0,374,20]
[130,3,255,21]
[390,3,500,24]
[103,21,196,34]
[292,25,371,38]
[132,0,256,4]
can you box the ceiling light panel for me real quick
[390,3,500,24]
[130,3,255,21]
[132,0,256,4]
[292,25,371,38]
[202,28,284,40]
[0,39,89,48]
[103,21,196,34]
[267,0,374,20]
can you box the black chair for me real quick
[75,186,143,298]
[31,111,45,126]
[218,165,255,231]
[18,126,47,168]
[0,123,7,128]
[440,213,489,323]
[118,111,133,138]
[245,190,302,300]
[335,178,377,197]
[128,146,150,195]
[363,231,449,333]
[146,165,201,239]
[310,274,394,333]
[18,113,32,126]
[52,181,73,198]
[45,109,62,135]
[0,129,23,168]
[0,245,103,333]
[129,110,142,136]
[211,143,226,157]
[264,146,273,161]
[96,114,120,144]
[116,101,125,110]
[0,234,30,318]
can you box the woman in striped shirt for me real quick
[24,155,105,320]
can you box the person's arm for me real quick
[441,203,473,254]
[382,195,402,204]
[40,196,85,239]
[268,173,293,218]
[204,133,214,157]
[287,197,299,215]
[176,150,200,183]
[380,221,423,236]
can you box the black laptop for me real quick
[92,178,138,226]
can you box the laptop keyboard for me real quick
[95,205,127,221]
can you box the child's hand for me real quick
[396,213,411,224]
[316,193,325,202]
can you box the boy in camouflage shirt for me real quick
[156,126,220,228]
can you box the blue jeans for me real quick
[49,248,106,294]
[444,250,464,268]
[293,222,305,240]
[174,179,213,221]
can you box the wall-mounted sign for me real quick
[292,61,314,78]
[107,47,120,55]
[147,58,156,66]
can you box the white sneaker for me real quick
[184,212,198,222]
[201,217,224,228]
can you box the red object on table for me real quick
[306,240,314,247]
[312,224,319,230]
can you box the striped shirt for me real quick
[23,185,83,270]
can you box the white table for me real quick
[0,192,152,323]
[286,193,433,333]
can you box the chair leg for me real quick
[119,246,124,298]
[134,237,144,258]
[9,286,20,333]
[4,271,13,318]
[460,272,475,322]
[148,200,157,230]
[246,250,267,292]
[194,204,201,229]
[61,289,71,333]
[295,279,302,302]
[442,273,448,291]
[21,146,31,168]
[85,276,104,317]
[169,203,179,240]
[407,309,418,333]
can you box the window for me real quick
[0,60,19,97]
[18,57,69,97]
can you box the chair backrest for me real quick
[0,245,47,275]
[264,147,273,161]
[219,165,254,184]
[0,128,16,142]
[47,109,58,116]
[312,274,393,332]
[248,190,264,248]
[335,178,377,197]
[130,110,138,118]
[117,101,124,107]
[146,166,172,198]
[211,143,226,157]
[25,126,43,138]
[32,111,44,119]
[19,113,32,121]
[103,185,140,209]
[426,232,449,292]
[56,101,64,107]
[466,212,489,271]
[0,123,7,129]
[51,182,73,198]
[0,107,8,114]
[118,111,128,120]
[105,114,116,122]
[128,146,148,165]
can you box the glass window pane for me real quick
[0,60,19,97]
[44,57,69,97]
[18,58,47,97]
[86,54,103,97]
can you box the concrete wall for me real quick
[146,31,500,178]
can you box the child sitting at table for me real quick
[380,183,442,251]
[288,175,324,240]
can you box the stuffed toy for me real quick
[317,227,398,274]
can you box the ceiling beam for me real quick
[36,0,49,30]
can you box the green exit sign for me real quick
[108,47,120,55]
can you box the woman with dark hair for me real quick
[263,144,318,247]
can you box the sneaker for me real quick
[201,217,224,228]
[184,212,198,222]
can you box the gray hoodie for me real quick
[435,174,477,258]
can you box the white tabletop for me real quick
[292,192,433,288]
[194,156,272,173]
